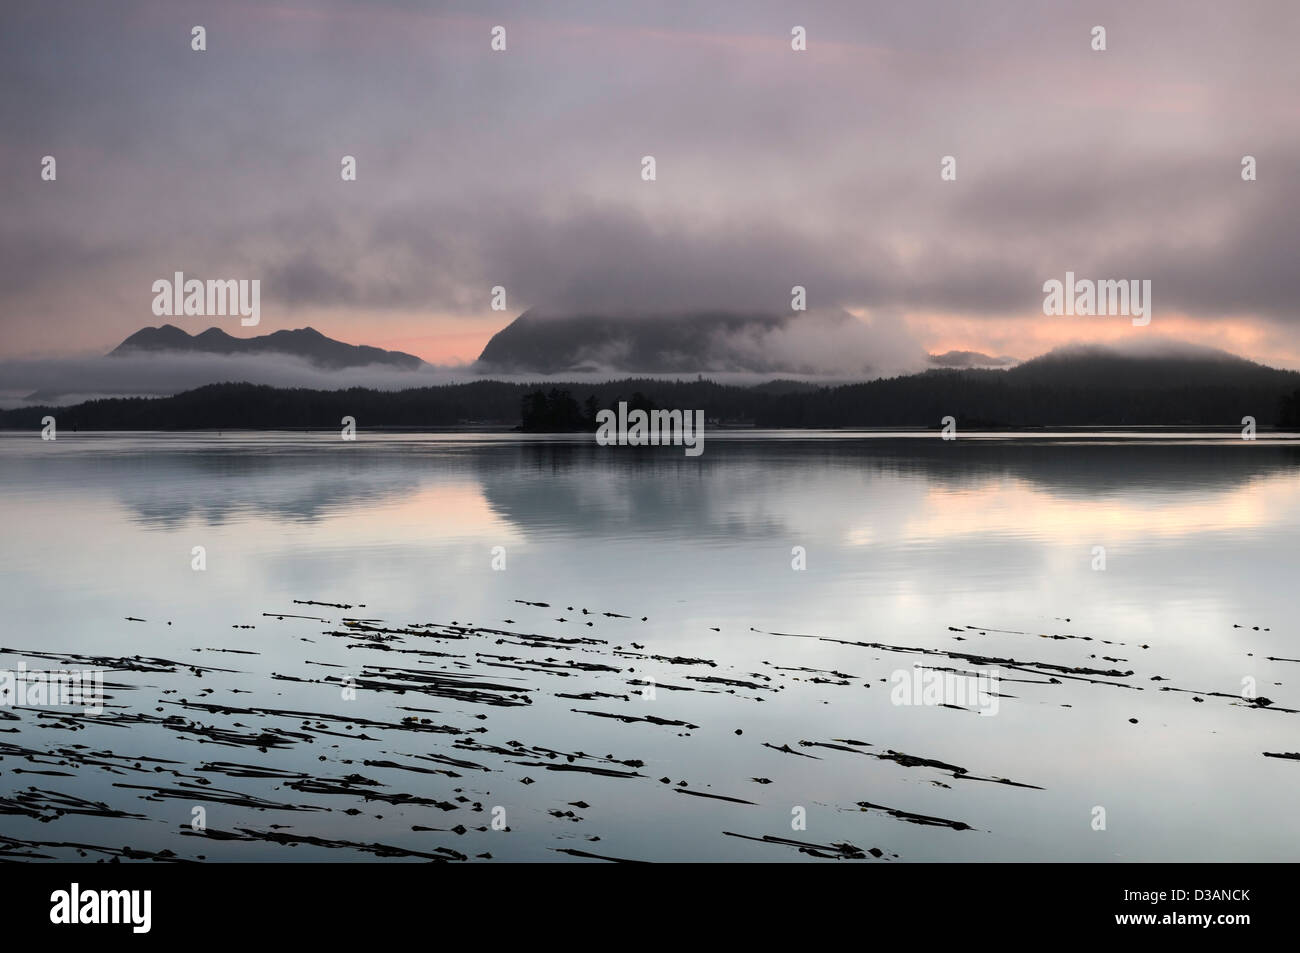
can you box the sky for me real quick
[2,0,1298,369]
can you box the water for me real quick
[2,430,1298,861]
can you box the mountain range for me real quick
[112,324,424,370]
[4,340,1298,430]
[4,313,1299,429]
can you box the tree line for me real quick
[4,369,1300,431]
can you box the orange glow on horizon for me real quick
[87,308,1299,374]
[909,311,1300,370]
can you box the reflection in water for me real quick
[9,434,1300,540]
[0,432,1298,861]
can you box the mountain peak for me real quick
[193,327,236,342]
[1008,338,1271,388]
[475,307,919,377]
[1030,339,1247,364]
[114,325,193,350]
[928,350,1018,369]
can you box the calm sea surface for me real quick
[2,431,1298,861]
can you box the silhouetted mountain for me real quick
[111,325,424,370]
[5,343,1298,431]
[929,350,1018,368]
[1005,342,1267,387]
[474,307,917,376]
[476,309,793,374]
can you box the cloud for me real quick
[0,307,930,403]
[0,352,455,406]
[2,0,1298,362]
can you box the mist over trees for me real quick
[4,353,1300,432]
